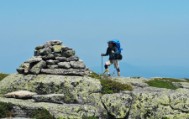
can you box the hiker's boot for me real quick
[117,72,121,77]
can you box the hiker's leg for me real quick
[113,60,120,76]
[104,60,112,75]
[104,61,112,74]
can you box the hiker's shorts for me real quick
[105,60,119,69]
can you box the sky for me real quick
[0,0,189,78]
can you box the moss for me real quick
[58,117,66,119]
[0,102,13,118]
[0,73,8,81]
[32,108,54,119]
[145,78,182,90]
[89,72,133,94]
[89,72,101,80]
[100,79,132,94]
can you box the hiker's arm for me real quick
[101,48,109,56]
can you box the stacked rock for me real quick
[17,40,89,76]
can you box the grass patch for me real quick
[100,79,133,94]
[145,78,186,90]
[32,108,54,119]
[0,102,13,118]
[0,73,8,81]
[89,72,133,94]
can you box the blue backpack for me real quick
[111,40,123,60]
[111,40,123,53]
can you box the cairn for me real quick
[17,40,89,76]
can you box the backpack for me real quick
[111,40,123,60]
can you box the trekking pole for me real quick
[101,56,103,74]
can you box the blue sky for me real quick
[0,0,189,78]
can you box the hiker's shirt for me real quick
[104,47,119,60]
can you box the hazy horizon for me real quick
[0,0,189,78]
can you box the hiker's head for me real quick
[108,41,114,48]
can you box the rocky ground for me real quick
[1,41,189,119]
[0,74,189,119]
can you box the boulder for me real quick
[101,93,132,118]
[58,62,71,69]
[4,90,37,99]
[33,94,65,104]
[172,82,189,89]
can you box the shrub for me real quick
[0,73,8,81]
[0,102,13,118]
[89,72,133,94]
[145,78,183,90]
[100,79,133,94]
[32,108,54,119]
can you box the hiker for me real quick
[101,40,122,76]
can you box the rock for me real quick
[58,62,71,69]
[30,60,46,74]
[67,56,79,61]
[0,74,101,103]
[41,54,55,60]
[47,40,62,45]
[101,93,132,118]
[70,61,86,69]
[54,53,62,57]
[0,97,100,119]
[39,48,52,56]
[47,65,59,69]
[62,50,75,57]
[53,45,62,53]
[61,47,72,52]
[56,57,67,62]
[41,69,87,76]
[17,63,30,74]
[4,90,37,99]
[33,94,65,104]
[114,77,149,88]
[46,59,56,65]
[172,82,189,89]
[24,57,42,63]
[35,45,44,50]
